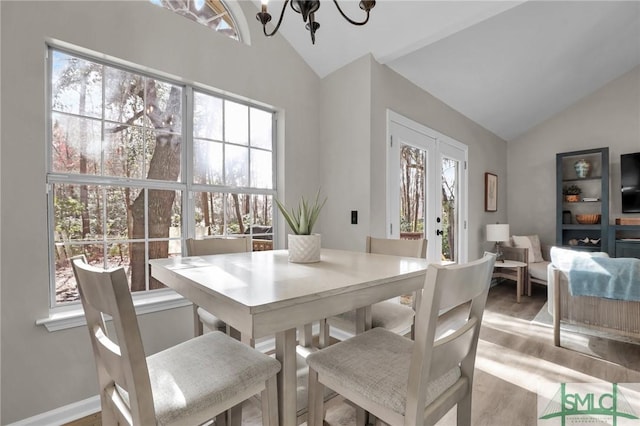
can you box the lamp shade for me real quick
[486,224,510,242]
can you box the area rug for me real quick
[532,302,640,345]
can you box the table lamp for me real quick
[486,223,510,262]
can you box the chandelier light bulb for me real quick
[257,0,375,45]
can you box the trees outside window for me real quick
[399,147,458,262]
[49,49,275,305]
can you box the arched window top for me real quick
[150,0,251,45]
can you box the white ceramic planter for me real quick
[287,234,321,263]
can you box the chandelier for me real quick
[256,0,376,44]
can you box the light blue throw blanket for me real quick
[569,256,640,301]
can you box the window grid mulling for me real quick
[47,46,276,307]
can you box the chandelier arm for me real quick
[332,0,371,26]
[262,0,290,37]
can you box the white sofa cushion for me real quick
[529,260,550,282]
[549,246,609,272]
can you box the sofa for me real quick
[548,246,640,346]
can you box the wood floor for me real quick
[67,282,640,425]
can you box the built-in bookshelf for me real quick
[556,147,609,253]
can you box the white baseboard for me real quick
[7,395,100,426]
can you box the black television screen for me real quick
[621,152,640,213]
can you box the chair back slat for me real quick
[404,253,495,424]
[428,317,477,380]
[436,261,493,313]
[91,325,129,386]
[72,257,156,425]
[366,236,427,258]
[186,237,252,256]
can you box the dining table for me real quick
[149,248,429,426]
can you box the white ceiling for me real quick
[252,0,640,141]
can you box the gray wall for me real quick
[507,66,640,245]
[316,55,508,259]
[370,59,509,260]
[318,55,509,259]
[318,55,372,251]
[0,1,320,422]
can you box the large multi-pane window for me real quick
[48,48,275,306]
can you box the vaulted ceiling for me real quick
[251,0,640,141]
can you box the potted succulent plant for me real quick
[563,184,582,202]
[276,190,327,263]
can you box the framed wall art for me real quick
[485,172,497,212]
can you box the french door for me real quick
[387,111,468,264]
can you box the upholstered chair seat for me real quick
[123,331,280,425]
[307,253,496,426]
[307,328,461,417]
[72,257,280,426]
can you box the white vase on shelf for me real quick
[574,159,591,178]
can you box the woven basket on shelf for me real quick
[575,214,601,224]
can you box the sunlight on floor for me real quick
[476,339,606,395]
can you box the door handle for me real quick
[436,229,443,236]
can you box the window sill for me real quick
[36,292,192,332]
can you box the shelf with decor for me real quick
[556,147,609,253]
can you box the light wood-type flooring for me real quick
[67,282,640,426]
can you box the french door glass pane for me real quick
[441,158,459,263]
[400,144,425,240]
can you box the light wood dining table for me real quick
[149,248,428,426]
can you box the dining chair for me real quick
[72,256,280,426]
[320,236,427,346]
[185,237,252,337]
[306,253,496,426]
